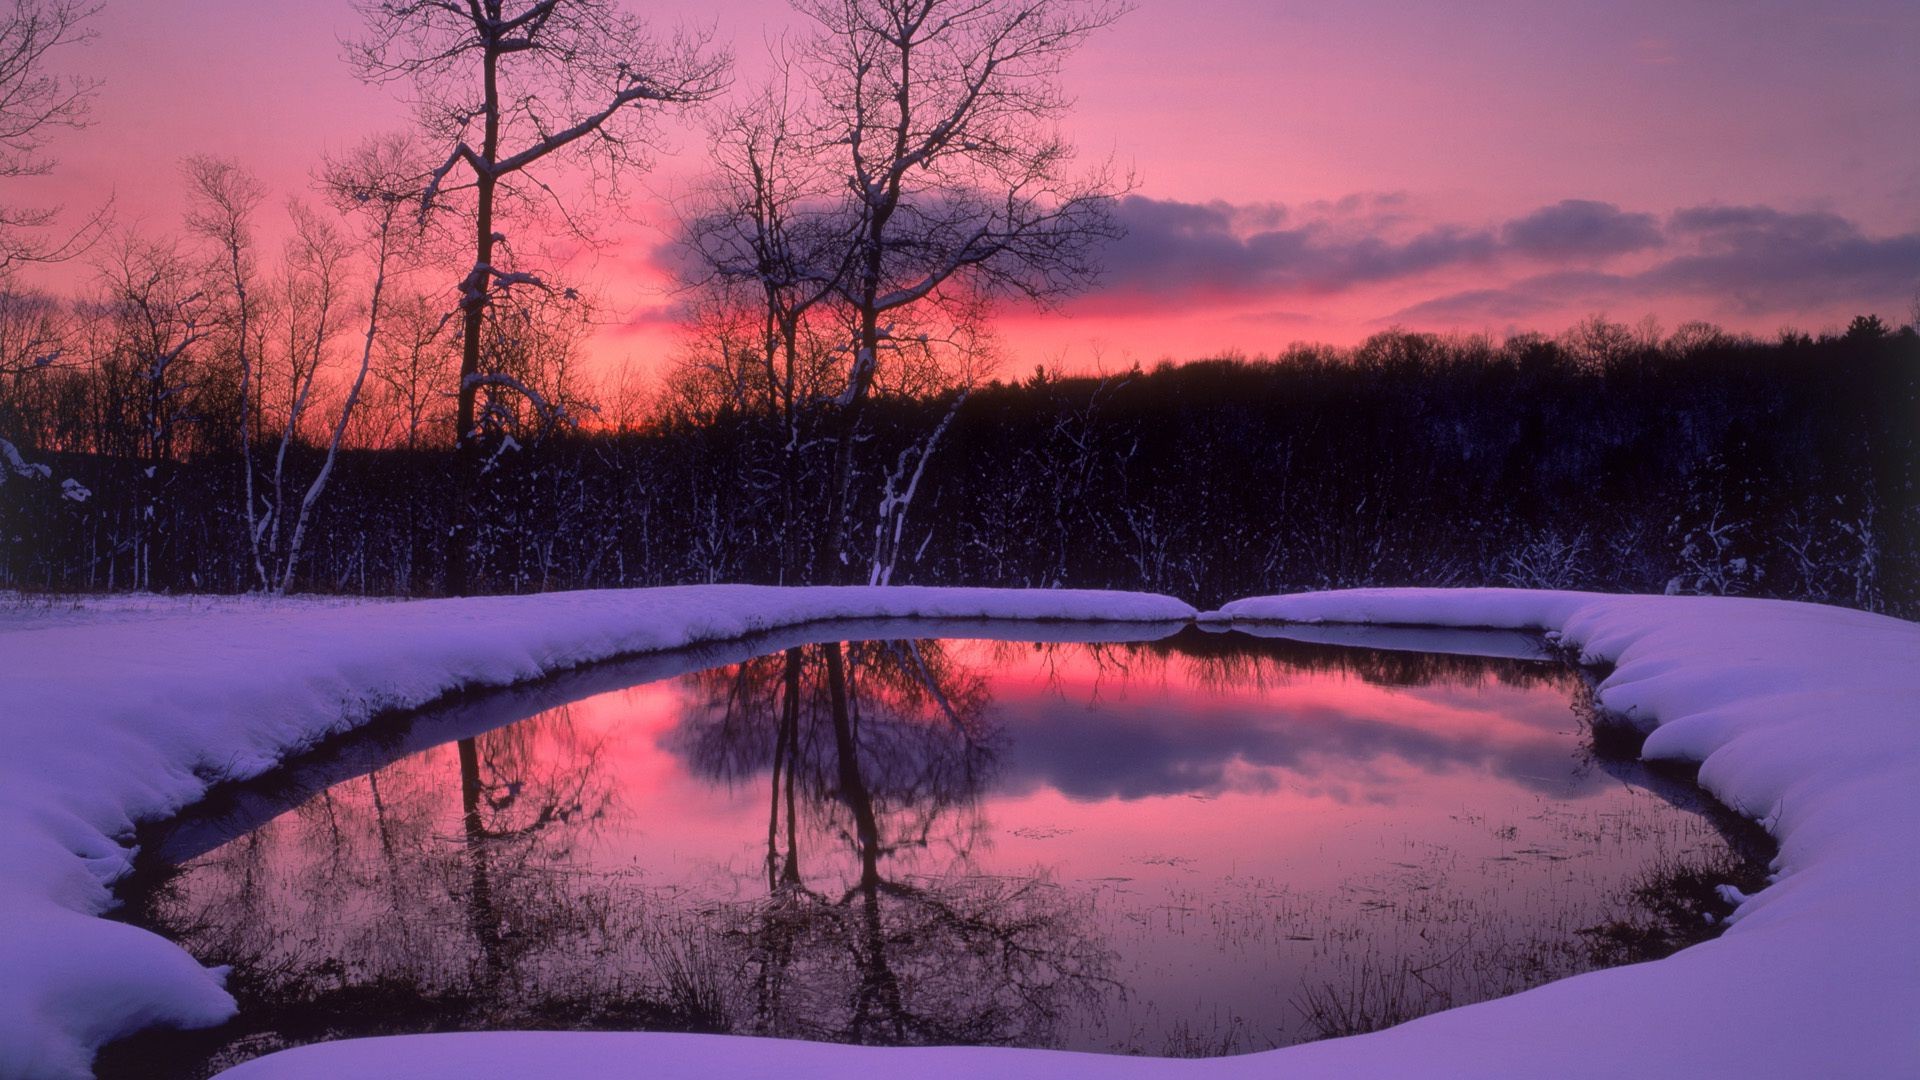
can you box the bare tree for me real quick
[679,70,852,581]
[593,353,648,434]
[183,156,271,586]
[253,202,352,585]
[348,0,727,594]
[96,233,215,467]
[0,284,67,446]
[467,286,599,443]
[92,232,216,588]
[0,0,105,271]
[368,288,456,450]
[1561,313,1639,371]
[277,135,425,594]
[0,0,99,511]
[793,0,1128,576]
[0,283,59,374]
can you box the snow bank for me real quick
[0,586,1194,1079]
[220,588,1918,1080]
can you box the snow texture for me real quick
[0,586,1193,1079]
[2,586,1916,1079]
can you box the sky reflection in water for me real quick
[133,630,1746,1067]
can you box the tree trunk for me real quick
[447,50,502,598]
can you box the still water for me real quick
[117,625,1760,1073]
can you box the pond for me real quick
[106,623,1768,1076]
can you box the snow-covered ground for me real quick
[2,587,1915,1078]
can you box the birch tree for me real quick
[349,0,727,594]
[277,136,422,594]
[253,204,351,585]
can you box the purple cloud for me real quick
[1501,200,1663,259]
[1092,195,1500,301]
[1398,205,1920,323]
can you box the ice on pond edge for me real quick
[1,586,1916,1078]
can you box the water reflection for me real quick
[669,640,1110,1046]
[115,628,1754,1076]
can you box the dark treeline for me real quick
[6,321,1915,614]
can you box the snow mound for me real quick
[0,586,1194,1079]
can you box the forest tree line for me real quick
[4,313,1915,614]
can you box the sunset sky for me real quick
[14,0,1919,378]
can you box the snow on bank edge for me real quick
[0,586,1195,1079]
[223,589,1920,1080]
[1215,589,1920,1077]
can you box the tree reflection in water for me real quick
[127,636,1119,1072]
[208,710,609,984]
[115,629,1762,1078]
[672,640,1111,1047]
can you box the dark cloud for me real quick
[1668,204,1847,238]
[1645,205,1920,310]
[1088,195,1915,328]
[1089,196,1660,308]
[1397,204,1920,323]
[1500,200,1663,259]
[1091,195,1499,302]
[641,190,1913,332]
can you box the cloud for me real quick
[1088,195,1500,305]
[1648,205,1920,308]
[1398,205,1920,323]
[630,190,1914,338]
[1083,194,1916,331]
[1500,200,1663,259]
[1085,196,1667,312]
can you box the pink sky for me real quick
[11,0,1918,379]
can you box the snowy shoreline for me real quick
[2,587,1915,1078]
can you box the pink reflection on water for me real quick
[143,634,1746,1061]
